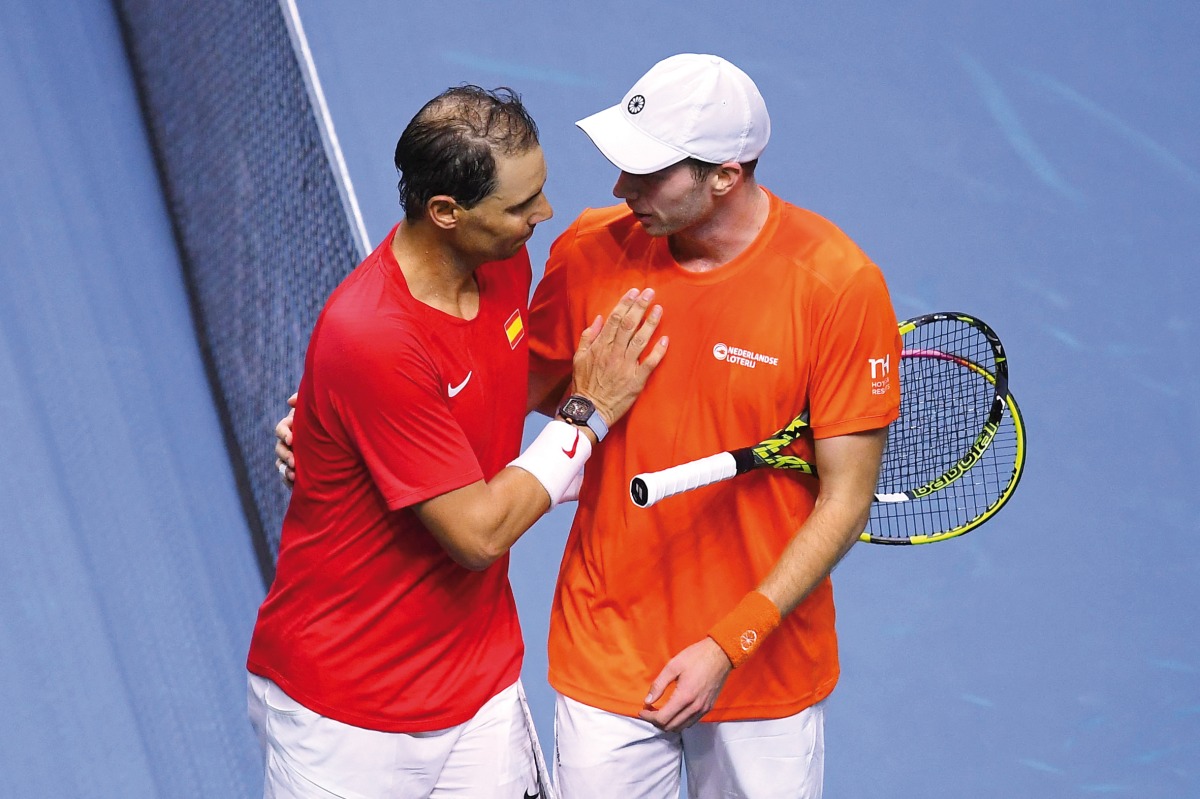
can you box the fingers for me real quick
[639,687,706,733]
[638,641,730,732]
[274,429,296,489]
[570,287,668,427]
[626,303,665,360]
[275,458,295,488]
[619,288,656,342]
[275,398,298,489]
[638,662,699,733]
[637,330,669,377]
[643,663,677,707]
[597,288,643,347]
[598,288,660,356]
[275,409,295,444]
[274,412,295,469]
[274,437,293,466]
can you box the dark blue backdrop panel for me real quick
[292,2,1200,796]
[0,0,264,795]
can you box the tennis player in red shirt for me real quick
[248,86,666,799]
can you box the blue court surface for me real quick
[2,0,1198,796]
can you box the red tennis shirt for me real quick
[248,225,531,732]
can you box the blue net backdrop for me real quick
[113,0,366,579]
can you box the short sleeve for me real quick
[808,263,903,439]
[528,225,581,386]
[327,324,484,510]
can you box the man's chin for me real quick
[512,231,537,253]
[636,220,669,238]
[490,240,528,261]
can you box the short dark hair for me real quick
[394,86,540,220]
[683,157,758,182]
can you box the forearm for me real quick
[414,466,552,571]
[416,418,594,570]
[756,491,871,615]
[644,485,871,730]
[728,429,885,623]
[645,431,884,731]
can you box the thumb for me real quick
[644,663,680,706]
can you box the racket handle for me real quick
[630,452,738,508]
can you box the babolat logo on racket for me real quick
[910,420,1000,499]
[712,343,779,369]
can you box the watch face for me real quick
[562,396,593,421]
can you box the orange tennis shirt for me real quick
[528,190,901,721]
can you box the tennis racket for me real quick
[628,312,1026,545]
[516,683,558,799]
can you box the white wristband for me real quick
[508,419,593,507]
[561,468,585,504]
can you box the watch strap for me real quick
[583,407,608,442]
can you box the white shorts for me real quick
[553,693,824,799]
[247,674,554,798]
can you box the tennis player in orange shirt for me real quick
[524,54,902,797]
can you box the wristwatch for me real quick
[558,395,608,442]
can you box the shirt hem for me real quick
[549,672,839,723]
[810,408,899,440]
[383,468,485,512]
[247,661,520,733]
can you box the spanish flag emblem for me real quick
[504,309,525,349]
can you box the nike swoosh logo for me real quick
[562,429,579,458]
[447,371,472,398]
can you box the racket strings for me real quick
[869,317,1020,542]
[878,320,998,494]
[870,394,1023,541]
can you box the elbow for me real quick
[447,540,507,572]
[814,494,873,545]
[456,552,502,572]
[416,489,519,571]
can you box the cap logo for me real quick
[627,94,646,115]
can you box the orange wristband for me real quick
[707,591,782,668]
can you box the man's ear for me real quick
[427,195,460,230]
[710,162,743,197]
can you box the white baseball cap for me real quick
[576,54,771,175]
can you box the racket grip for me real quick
[630,452,738,508]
